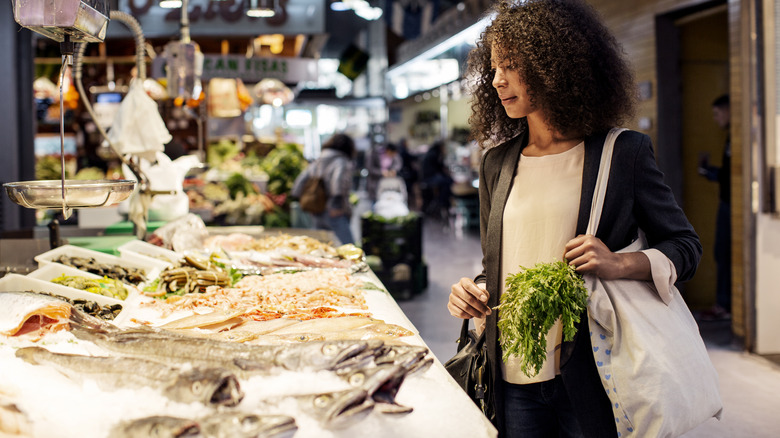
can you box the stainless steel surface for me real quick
[12,0,109,43]
[3,180,135,209]
[0,238,51,277]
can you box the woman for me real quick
[446,1,702,436]
[292,133,356,245]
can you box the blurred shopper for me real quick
[698,94,732,320]
[446,1,702,436]
[292,133,356,245]
[420,140,453,220]
[366,142,402,203]
[397,138,420,210]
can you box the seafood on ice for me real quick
[0,291,71,339]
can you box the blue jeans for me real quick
[503,376,584,438]
[325,214,354,245]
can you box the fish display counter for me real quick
[0,223,498,438]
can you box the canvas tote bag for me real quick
[585,128,723,437]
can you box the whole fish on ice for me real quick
[70,323,383,376]
[254,388,374,430]
[15,347,244,407]
[199,412,297,438]
[111,412,297,438]
[111,415,201,438]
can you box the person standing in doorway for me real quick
[698,94,732,320]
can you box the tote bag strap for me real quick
[585,128,627,235]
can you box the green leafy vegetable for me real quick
[497,261,588,377]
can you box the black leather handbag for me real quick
[444,319,495,421]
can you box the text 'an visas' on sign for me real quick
[200,55,318,83]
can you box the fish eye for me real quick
[322,344,339,356]
[314,394,331,408]
[192,381,202,393]
[348,373,365,386]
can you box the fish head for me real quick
[200,413,297,438]
[375,345,430,366]
[166,368,244,407]
[69,307,119,334]
[275,340,371,371]
[300,388,374,429]
[14,347,46,365]
[111,416,202,438]
[339,363,409,399]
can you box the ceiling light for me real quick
[330,0,382,20]
[159,0,182,8]
[330,1,349,11]
[246,0,277,18]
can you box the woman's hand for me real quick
[448,278,492,319]
[564,235,651,281]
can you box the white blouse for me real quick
[500,143,584,384]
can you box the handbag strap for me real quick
[456,319,470,352]
[585,128,627,235]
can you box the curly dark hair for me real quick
[467,0,636,148]
[322,133,356,158]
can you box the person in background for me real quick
[446,1,702,436]
[397,138,420,210]
[420,140,453,219]
[292,133,356,245]
[366,142,402,203]
[698,94,732,320]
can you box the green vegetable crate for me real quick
[375,261,428,301]
[361,213,426,300]
[361,213,422,266]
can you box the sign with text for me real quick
[200,55,318,83]
[114,0,325,38]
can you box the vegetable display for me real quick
[497,261,588,377]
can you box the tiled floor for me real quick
[394,215,780,437]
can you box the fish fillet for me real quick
[0,291,71,337]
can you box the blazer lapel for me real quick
[485,133,524,309]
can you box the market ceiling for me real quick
[105,0,372,60]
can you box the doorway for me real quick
[656,2,729,310]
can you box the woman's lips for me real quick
[500,96,517,104]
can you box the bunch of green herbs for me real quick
[497,261,588,377]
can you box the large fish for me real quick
[111,416,202,438]
[111,412,298,438]
[199,412,297,438]
[70,323,383,376]
[0,291,71,339]
[15,347,244,407]
[255,388,374,430]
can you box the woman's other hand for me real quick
[448,278,492,319]
[564,234,651,281]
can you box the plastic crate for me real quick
[375,260,428,301]
[361,214,423,266]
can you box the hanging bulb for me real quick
[159,0,183,8]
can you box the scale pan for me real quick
[3,180,135,209]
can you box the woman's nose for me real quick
[492,68,505,88]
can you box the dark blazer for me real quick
[474,129,702,434]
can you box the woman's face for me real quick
[491,45,535,119]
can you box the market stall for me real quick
[0,225,497,438]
